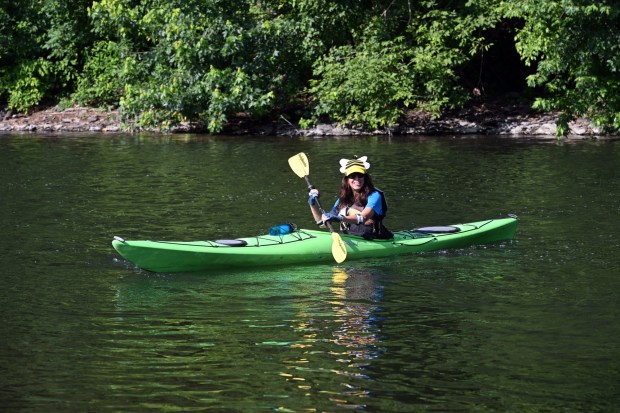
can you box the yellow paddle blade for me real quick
[331,232,348,263]
[288,152,310,178]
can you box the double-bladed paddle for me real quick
[288,152,348,263]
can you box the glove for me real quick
[308,189,319,206]
[322,212,343,223]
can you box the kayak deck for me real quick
[112,216,518,273]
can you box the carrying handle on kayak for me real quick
[288,152,348,264]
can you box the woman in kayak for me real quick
[308,156,393,240]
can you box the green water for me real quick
[1,134,619,412]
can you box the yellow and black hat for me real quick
[339,156,370,176]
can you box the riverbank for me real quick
[0,100,609,138]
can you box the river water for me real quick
[1,133,619,412]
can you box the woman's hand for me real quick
[308,189,320,206]
[321,212,343,223]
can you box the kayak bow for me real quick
[112,216,518,273]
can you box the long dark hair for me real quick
[337,173,375,211]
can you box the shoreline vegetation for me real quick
[2,2,619,140]
[0,100,610,139]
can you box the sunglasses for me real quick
[347,173,365,180]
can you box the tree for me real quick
[81,0,318,131]
[306,1,501,129]
[2,0,619,136]
[503,0,620,134]
[0,0,49,112]
[0,0,93,112]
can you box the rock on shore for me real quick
[0,106,123,133]
[0,103,609,138]
[291,103,604,138]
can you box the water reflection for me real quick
[106,266,388,410]
[330,268,381,366]
[275,267,383,411]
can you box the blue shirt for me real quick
[331,190,384,216]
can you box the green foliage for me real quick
[0,0,44,63]
[1,0,620,136]
[4,60,53,113]
[310,28,417,129]
[0,6,10,61]
[503,0,620,135]
[307,3,498,129]
[0,0,45,108]
[73,41,125,106]
[40,0,93,86]
[284,0,373,56]
[0,0,92,110]
[120,65,274,132]
[84,0,305,131]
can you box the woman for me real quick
[309,156,393,240]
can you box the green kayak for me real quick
[111,216,518,273]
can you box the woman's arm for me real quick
[310,204,323,224]
[340,191,382,224]
[308,189,324,224]
[340,206,375,224]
